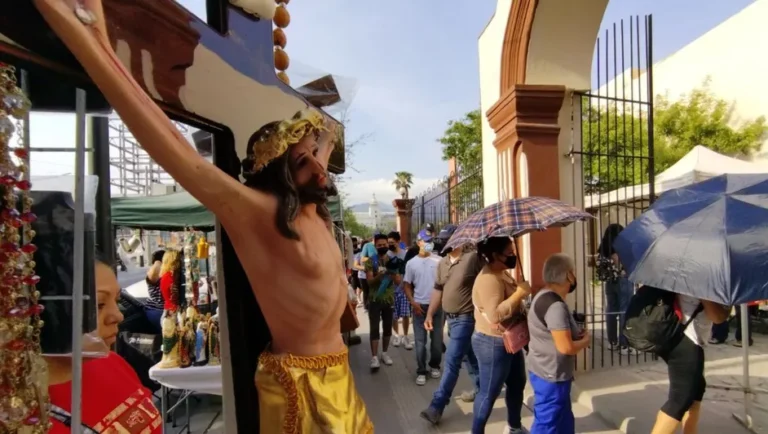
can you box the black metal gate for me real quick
[411,162,483,242]
[570,15,655,369]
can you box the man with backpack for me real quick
[527,254,590,434]
[622,286,729,434]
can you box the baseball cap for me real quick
[417,229,433,242]
[437,224,457,241]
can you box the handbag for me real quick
[497,313,530,354]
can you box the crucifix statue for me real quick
[1,0,370,432]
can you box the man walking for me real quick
[420,226,483,424]
[404,228,444,385]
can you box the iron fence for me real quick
[569,15,656,370]
[410,161,483,242]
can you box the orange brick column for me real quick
[486,84,566,289]
[393,198,415,245]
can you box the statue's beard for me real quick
[297,176,337,205]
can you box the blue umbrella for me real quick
[613,173,768,306]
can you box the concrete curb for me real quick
[572,379,628,433]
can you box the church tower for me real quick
[369,193,380,229]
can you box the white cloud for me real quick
[340,176,440,207]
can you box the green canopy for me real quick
[111,191,214,231]
[111,191,343,231]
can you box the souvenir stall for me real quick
[111,192,219,432]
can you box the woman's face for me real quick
[96,262,124,346]
[493,241,516,264]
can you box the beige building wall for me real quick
[599,0,768,160]
[478,0,512,207]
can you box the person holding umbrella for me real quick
[611,173,768,434]
[470,236,529,434]
[436,196,590,432]
[649,291,729,434]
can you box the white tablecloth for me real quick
[149,364,222,395]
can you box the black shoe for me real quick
[419,407,442,425]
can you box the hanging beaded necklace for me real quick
[0,63,49,433]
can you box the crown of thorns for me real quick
[247,109,329,173]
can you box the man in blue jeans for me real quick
[404,229,444,386]
[419,229,484,425]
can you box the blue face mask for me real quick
[423,242,435,253]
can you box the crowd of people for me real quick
[347,223,736,434]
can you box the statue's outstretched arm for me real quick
[33,0,275,232]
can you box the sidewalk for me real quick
[350,307,621,433]
[573,335,768,433]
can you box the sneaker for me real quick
[419,406,442,425]
[708,338,726,345]
[507,426,529,434]
[370,356,380,370]
[416,375,427,386]
[733,340,754,347]
[619,346,634,355]
[404,338,414,350]
[459,389,476,402]
[430,368,441,379]
[391,335,401,347]
[380,352,393,366]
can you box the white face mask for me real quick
[423,242,435,253]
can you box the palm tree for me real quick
[392,171,414,199]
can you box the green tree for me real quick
[580,101,649,193]
[581,80,768,193]
[435,110,485,222]
[653,80,767,173]
[439,109,482,170]
[392,171,414,199]
[342,207,372,238]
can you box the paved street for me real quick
[167,307,768,433]
[349,307,620,434]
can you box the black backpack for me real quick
[622,286,703,354]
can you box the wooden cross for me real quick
[0,2,346,432]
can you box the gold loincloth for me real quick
[255,348,373,433]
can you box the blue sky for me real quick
[26,0,755,205]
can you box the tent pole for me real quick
[733,303,756,433]
[70,88,87,434]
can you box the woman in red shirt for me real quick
[159,249,182,311]
[47,257,162,433]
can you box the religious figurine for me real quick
[179,317,196,368]
[207,315,220,366]
[194,318,209,366]
[159,313,180,369]
[35,1,373,431]
[183,231,201,304]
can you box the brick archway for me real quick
[485,0,607,287]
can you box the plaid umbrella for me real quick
[444,196,592,251]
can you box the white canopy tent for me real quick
[585,145,768,209]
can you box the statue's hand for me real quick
[316,117,340,169]
[35,0,111,48]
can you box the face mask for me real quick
[388,245,396,252]
[569,277,577,293]
[423,243,434,253]
[377,247,389,256]
[503,254,517,269]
